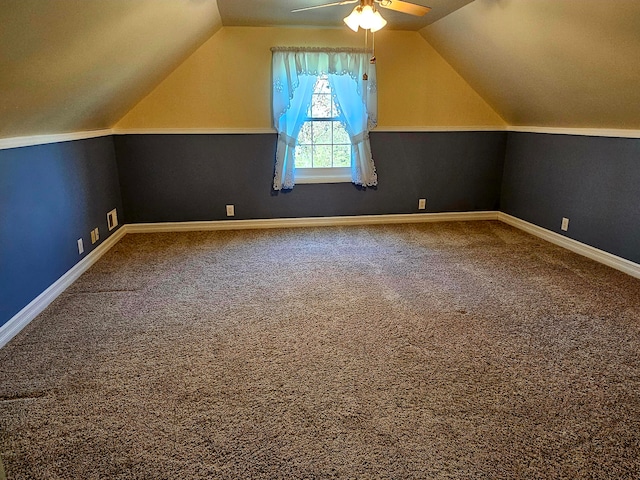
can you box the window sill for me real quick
[295,167,351,184]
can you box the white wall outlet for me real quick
[226,204,235,217]
[95,227,99,241]
[90,229,96,244]
[107,208,118,231]
[561,217,569,231]
[77,238,84,254]
[418,198,427,210]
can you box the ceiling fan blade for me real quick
[291,0,358,13]
[377,0,431,16]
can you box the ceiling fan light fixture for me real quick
[343,7,362,32]
[369,11,387,32]
[343,3,387,32]
[358,5,376,29]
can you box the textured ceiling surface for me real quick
[0,0,221,138]
[421,0,640,129]
[217,0,474,31]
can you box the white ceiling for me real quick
[217,0,474,31]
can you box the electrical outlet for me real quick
[91,230,96,244]
[95,227,99,241]
[107,208,118,231]
[418,198,426,210]
[561,217,569,231]
[77,238,84,254]
[226,204,235,217]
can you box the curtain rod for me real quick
[270,46,372,53]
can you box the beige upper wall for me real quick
[116,26,505,130]
[6,0,639,139]
[421,0,640,129]
[0,0,222,139]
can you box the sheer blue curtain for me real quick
[328,74,377,187]
[272,75,315,190]
[271,47,378,190]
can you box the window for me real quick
[271,47,378,190]
[295,75,351,183]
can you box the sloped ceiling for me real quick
[420,0,640,129]
[4,0,639,139]
[0,0,221,139]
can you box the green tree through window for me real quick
[295,74,352,169]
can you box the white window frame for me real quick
[295,166,351,184]
[295,74,352,184]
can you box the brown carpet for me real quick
[1,221,640,479]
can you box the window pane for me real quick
[297,74,354,171]
[333,145,351,167]
[311,94,332,118]
[312,121,331,144]
[298,122,313,145]
[313,145,332,167]
[314,77,330,94]
[295,145,313,168]
[332,121,350,144]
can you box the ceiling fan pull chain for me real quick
[371,31,376,64]
[363,29,369,81]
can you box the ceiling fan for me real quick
[292,0,431,32]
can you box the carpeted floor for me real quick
[1,221,640,479]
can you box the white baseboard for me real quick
[130,212,639,279]
[498,212,640,279]
[0,226,127,349]
[125,211,499,233]
[0,212,495,349]
[2,211,638,350]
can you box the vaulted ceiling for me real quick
[2,0,639,139]
[420,0,640,129]
[0,0,221,139]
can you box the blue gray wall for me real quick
[113,131,507,223]
[0,137,123,327]
[501,132,640,264]
[4,130,639,330]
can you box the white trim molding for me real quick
[0,129,113,150]
[125,211,499,233]
[0,128,279,151]
[508,126,640,139]
[111,126,640,138]
[3,126,640,151]
[498,213,640,279]
[0,212,495,349]
[295,167,351,184]
[114,126,640,138]
[374,126,508,132]
[111,128,277,135]
[3,210,639,350]
[0,226,127,349]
